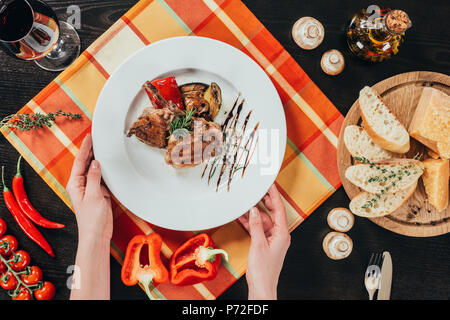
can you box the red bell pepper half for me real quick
[143,76,184,111]
[121,233,168,300]
[169,233,228,286]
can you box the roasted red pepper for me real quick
[1,166,55,258]
[12,157,65,229]
[169,233,228,286]
[143,76,184,110]
[121,233,168,300]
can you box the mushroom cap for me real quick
[322,232,353,260]
[321,49,345,76]
[292,17,324,50]
[327,207,354,232]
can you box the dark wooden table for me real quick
[0,0,449,300]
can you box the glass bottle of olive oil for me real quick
[346,5,412,63]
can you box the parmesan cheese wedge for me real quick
[437,142,450,160]
[409,87,450,143]
[409,87,450,159]
[422,159,449,212]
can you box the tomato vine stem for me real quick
[0,241,42,298]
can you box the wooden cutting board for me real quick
[338,71,450,237]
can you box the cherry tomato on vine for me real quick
[0,271,18,290]
[0,218,6,237]
[21,266,43,285]
[8,250,30,271]
[34,281,55,300]
[12,286,32,300]
[0,235,18,256]
[0,261,6,274]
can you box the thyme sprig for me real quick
[0,110,82,131]
[361,193,383,209]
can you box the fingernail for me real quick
[250,207,258,217]
[91,160,100,169]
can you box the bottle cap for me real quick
[292,17,324,50]
[321,49,345,75]
[385,10,412,34]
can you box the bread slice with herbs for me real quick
[345,158,424,194]
[359,86,410,153]
[343,125,396,161]
[349,182,417,218]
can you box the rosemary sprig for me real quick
[169,108,196,135]
[0,110,82,131]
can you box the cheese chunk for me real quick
[437,142,450,160]
[427,148,440,159]
[409,87,449,144]
[422,159,449,212]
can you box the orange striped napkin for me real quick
[1,0,343,299]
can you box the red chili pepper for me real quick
[12,157,65,229]
[169,233,228,286]
[121,233,168,300]
[1,166,55,258]
[143,76,184,110]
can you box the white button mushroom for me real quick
[327,208,354,232]
[292,17,325,50]
[321,49,345,75]
[322,232,353,260]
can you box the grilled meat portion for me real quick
[128,81,224,169]
[165,117,223,168]
[127,107,174,148]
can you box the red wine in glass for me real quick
[0,0,80,71]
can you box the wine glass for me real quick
[0,0,81,71]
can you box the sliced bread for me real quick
[359,86,410,153]
[343,125,395,161]
[422,159,449,212]
[345,159,424,194]
[349,182,417,218]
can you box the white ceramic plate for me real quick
[92,36,286,231]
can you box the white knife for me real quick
[377,251,392,300]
